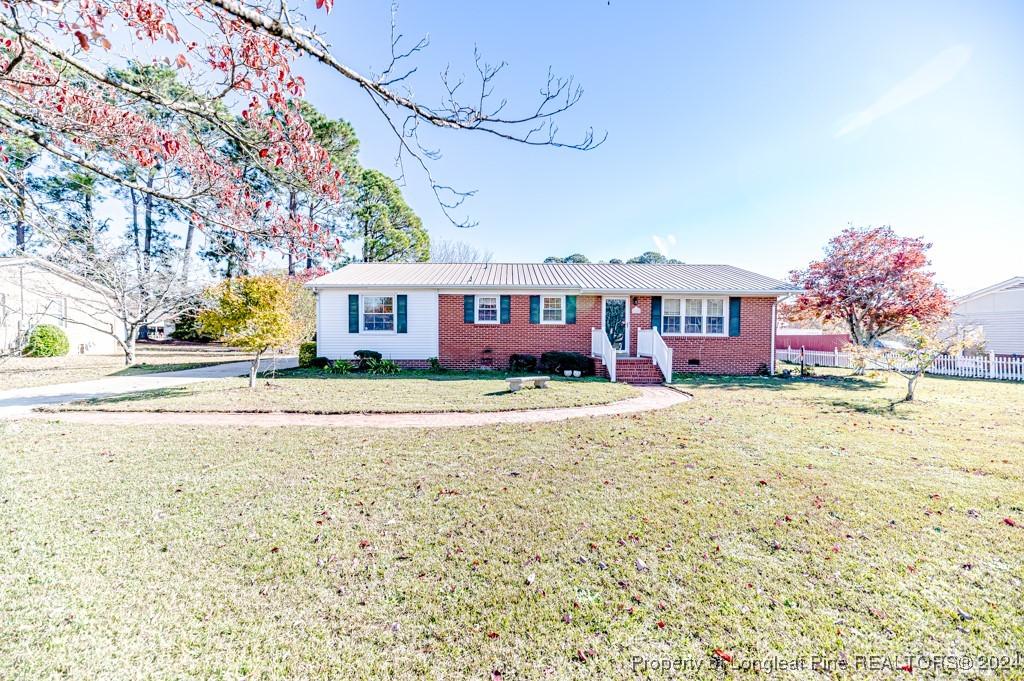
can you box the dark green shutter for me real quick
[729,297,741,337]
[566,296,577,324]
[348,294,359,333]
[396,294,407,333]
[529,295,540,324]
[651,296,662,333]
[463,295,475,323]
[500,295,511,324]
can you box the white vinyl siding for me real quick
[954,288,1024,355]
[316,289,438,360]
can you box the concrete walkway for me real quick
[0,356,298,419]
[21,385,691,428]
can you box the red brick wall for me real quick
[656,296,775,375]
[438,294,602,371]
[436,293,776,375]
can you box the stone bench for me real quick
[505,376,550,392]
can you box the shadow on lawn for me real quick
[72,385,195,407]
[672,373,883,393]
[266,367,603,384]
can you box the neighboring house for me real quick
[0,257,124,355]
[953,277,1024,356]
[775,328,852,352]
[306,262,798,383]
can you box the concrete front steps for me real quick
[594,356,667,385]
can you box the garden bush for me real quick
[353,349,383,371]
[508,353,537,373]
[365,357,401,375]
[298,341,318,368]
[428,357,447,373]
[539,351,593,375]
[328,359,353,374]
[24,324,70,357]
[309,356,332,370]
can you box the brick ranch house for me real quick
[306,262,799,384]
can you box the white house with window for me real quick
[0,257,124,355]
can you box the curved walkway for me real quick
[28,386,691,428]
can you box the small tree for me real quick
[199,276,305,388]
[876,317,967,402]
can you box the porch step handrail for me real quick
[591,327,617,382]
[637,327,673,384]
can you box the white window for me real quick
[541,296,564,324]
[661,298,681,334]
[706,298,725,335]
[665,297,728,336]
[684,298,703,334]
[362,295,394,332]
[476,296,499,323]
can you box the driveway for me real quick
[0,356,298,419]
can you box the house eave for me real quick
[305,282,799,297]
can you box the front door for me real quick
[603,297,629,353]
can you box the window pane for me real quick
[363,296,394,331]
[706,298,724,334]
[542,297,563,322]
[477,296,498,322]
[684,299,703,333]
[662,298,681,333]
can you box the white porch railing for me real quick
[591,327,617,382]
[637,327,674,384]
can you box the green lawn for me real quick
[2,371,1022,678]
[0,343,252,390]
[49,370,639,414]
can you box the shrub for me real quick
[428,357,447,373]
[328,359,353,374]
[309,356,332,369]
[298,341,318,368]
[539,351,593,375]
[25,324,70,357]
[365,357,401,375]
[169,307,215,342]
[508,353,537,373]
[353,349,383,371]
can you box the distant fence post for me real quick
[834,348,839,367]
[989,351,997,379]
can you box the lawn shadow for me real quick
[63,385,195,407]
[672,373,883,393]
[265,367,603,384]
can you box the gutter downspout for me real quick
[770,299,778,376]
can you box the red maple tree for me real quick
[0,0,597,252]
[790,226,952,347]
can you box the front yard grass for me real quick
[48,369,640,414]
[1,343,252,390]
[1,371,1022,678]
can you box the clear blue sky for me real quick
[298,0,1023,295]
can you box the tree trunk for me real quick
[906,372,921,401]
[287,190,298,275]
[14,180,26,252]
[249,350,263,389]
[183,222,195,283]
[124,333,137,366]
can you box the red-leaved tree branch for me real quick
[0,0,600,249]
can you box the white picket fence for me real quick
[776,347,1024,382]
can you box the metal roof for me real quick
[306,262,799,295]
